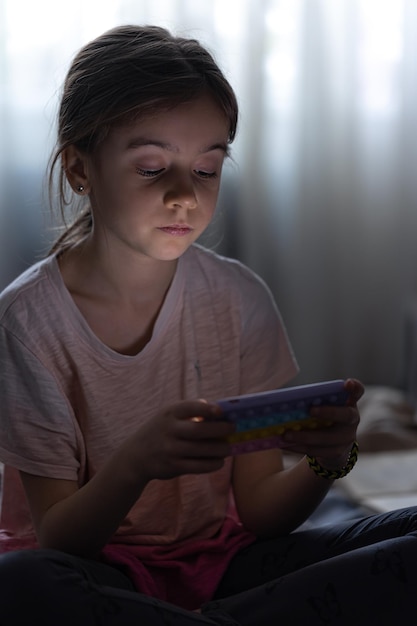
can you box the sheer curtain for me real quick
[1,0,417,388]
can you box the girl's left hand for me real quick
[280,378,364,470]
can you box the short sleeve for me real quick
[0,326,84,480]
[238,270,298,394]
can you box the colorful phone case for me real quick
[217,380,348,455]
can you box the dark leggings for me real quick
[0,507,416,626]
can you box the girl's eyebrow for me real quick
[127,137,230,156]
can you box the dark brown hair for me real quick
[48,24,239,254]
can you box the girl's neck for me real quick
[58,237,179,306]
[57,238,181,355]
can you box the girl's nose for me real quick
[164,175,197,210]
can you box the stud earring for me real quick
[77,184,85,193]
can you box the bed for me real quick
[298,299,417,527]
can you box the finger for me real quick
[172,456,227,475]
[185,440,232,459]
[165,400,221,422]
[344,378,365,405]
[172,433,232,459]
[179,418,236,440]
[310,404,359,427]
[280,438,353,459]
[281,422,356,449]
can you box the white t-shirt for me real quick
[0,244,298,548]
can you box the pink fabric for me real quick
[102,515,255,610]
[0,532,37,553]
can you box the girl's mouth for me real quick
[157,225,193,236]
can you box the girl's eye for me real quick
[195,170,218,179]
[136,167,165,178]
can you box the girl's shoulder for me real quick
[186,244,273,300]
[0,255,60,327]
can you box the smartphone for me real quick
[217,379,348,454]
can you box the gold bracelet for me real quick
[306,441,359,480]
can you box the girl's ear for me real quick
[62,145,90,195]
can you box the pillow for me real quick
[357,386,417,452]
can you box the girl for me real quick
[0,24,415,625]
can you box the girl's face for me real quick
[86,95,230,262]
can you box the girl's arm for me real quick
[20,399,235,557]
[232,378,363,537]
[20,442,149,558]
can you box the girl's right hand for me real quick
[128,400,236,481]
[20,400,234,556]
